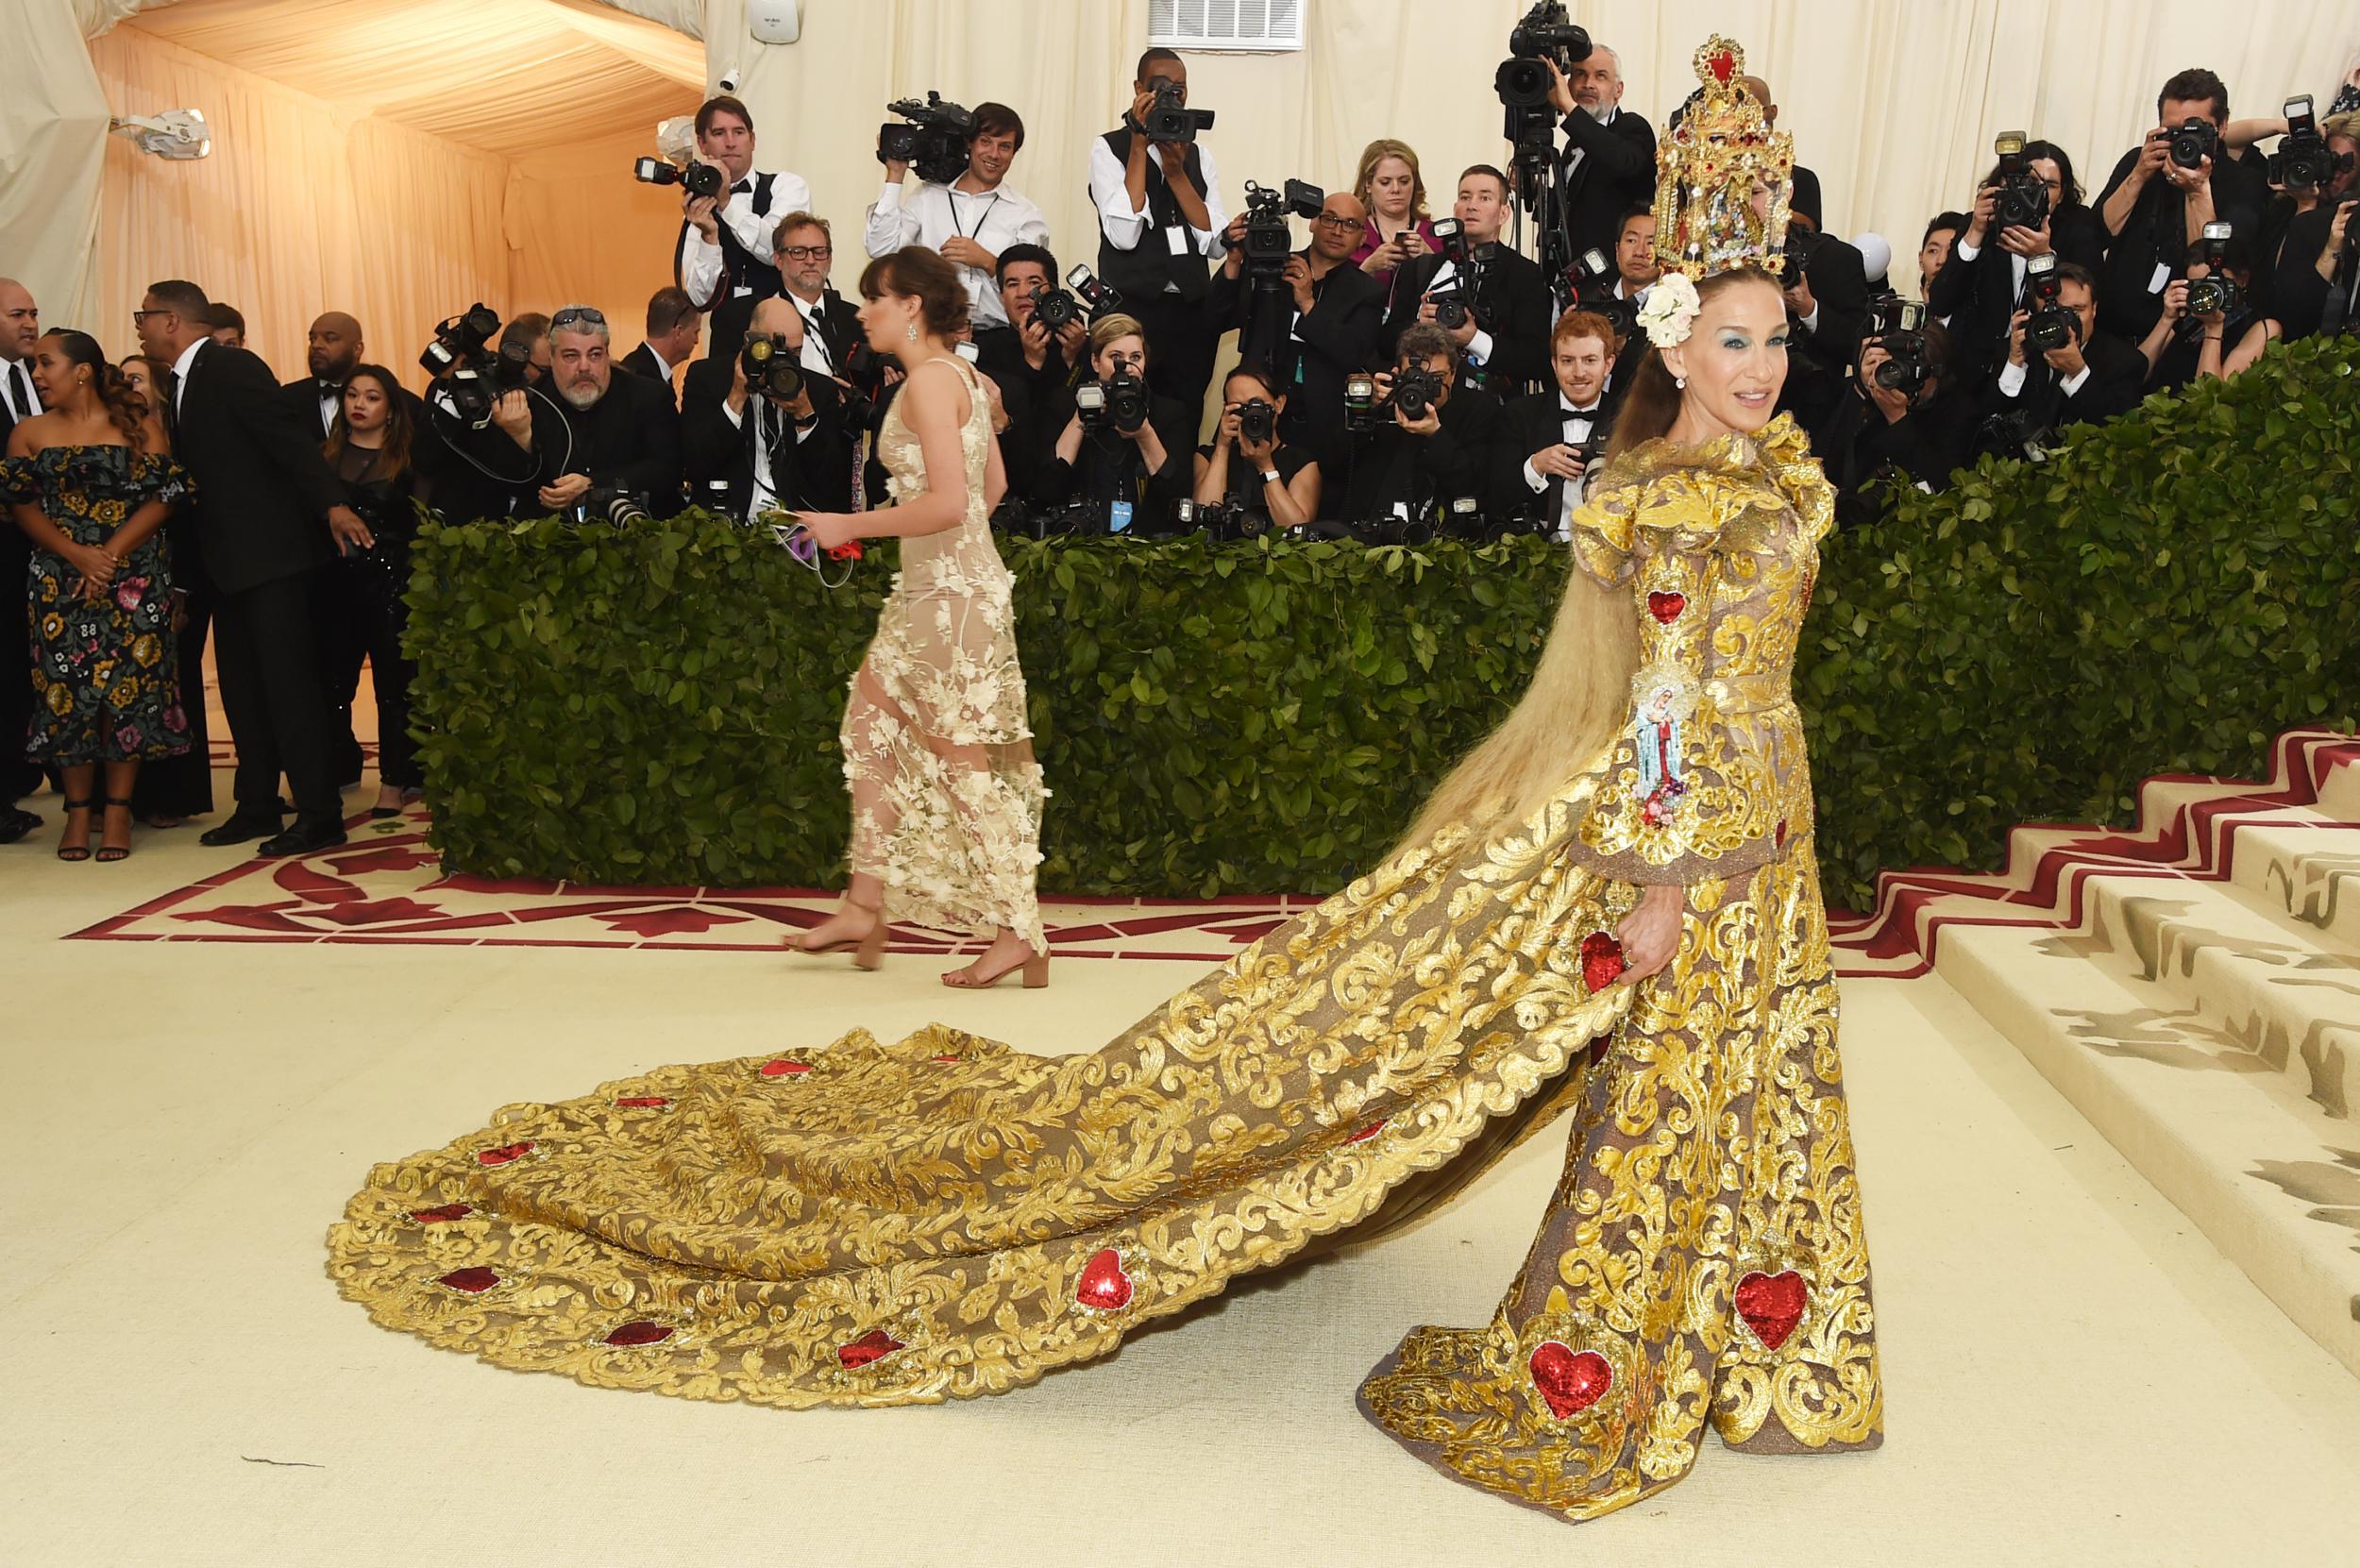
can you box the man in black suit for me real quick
[618,286,700,405]
[1777,215,1874,428]
[1380,165,1553,397]
[1930,141,2111,391]
[682,295,857,519]
[488,305,683,517]
[135,278,372,856]
[1209,191,1384,477]
[1979,263,2146,436]
[283,312,364,440]
[1340,324,1502,527]
[1498,307,1617,536]
[0,277,44,841]
[1810,324,1973,526]
[1543,44,1658,264]
[970,244,1083,502]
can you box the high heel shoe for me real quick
[941,945,1050,990]
[788,900,888,970]
[95,797,135,863]
[56,797,96,862]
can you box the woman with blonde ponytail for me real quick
[328,35,1879,1530]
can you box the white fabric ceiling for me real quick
[99,0,706,164]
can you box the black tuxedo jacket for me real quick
[680,357,856,515]
[1977,330,2146,434]
[1380,244,1553,394]
[1209,252,1385,473]
[1809,385,1971,523]
[171,341,343,594]
[1340,384,1503,523]
[618,342,675,394]
[1779,234,1873,428]
[686,295,863,415]
[1498,389,1611,520]
[1557,106,1658,261]
[1926,209,2109,388]
[520,370,683,514]
[1032,385,1197,524]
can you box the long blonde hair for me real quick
[1354,138,1429,223]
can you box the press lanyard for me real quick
[951,189,1002,242]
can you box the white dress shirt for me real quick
[1422,257,1499,371]
[783,292,837,378]
[1087,136,1229,292]
[677,167,817,309]
[2,356,40,421]
[170,336,205,415]
[721,394,819,517]
[1997,356,2090,399]
[1521,394,1604,538]
[865,179,1051,328]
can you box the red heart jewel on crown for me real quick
[1734,1269,1808,1350]
[836,1328,906,1370]
[1579,931,1626,993]
[603,1321,674,1348]
[1528,1340,1612,1419]
[411,1203,474,1224]
[1711,49,1735,84]
[1074,1248,1135,1312]
[1646,590,1687,623]
[615,1095,671,1108]
[437,1267,500,1293]
[475,1140,534,1167]
[760,1059,810,1077]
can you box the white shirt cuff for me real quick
[1998,360,2028,396]
[2059,362,2093,397]
[1954,237,1981,261]
[1801,304,1821,333]
[1523,456,1546,492]
[1467,329,1494,366]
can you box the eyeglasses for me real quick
[778,244,833,261]
[1313,213,1362,231]
[130,309,174,324]
[550,306,607,329]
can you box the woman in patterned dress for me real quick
[2,329,191,861]
[326,42,1878,1527]
[785,245,1049,989]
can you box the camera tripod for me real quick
[1503,110,1581,312]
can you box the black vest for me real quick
[681,173,786,360]
[1094,126,1212,302]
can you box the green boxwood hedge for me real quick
[407,332,2356,909]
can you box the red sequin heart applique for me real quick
[836,1328,906,1370]
[603,1321,674,1347]
[1528,1340,1612,1419]
[1774,818,1789,851]
[411,1203,474,1223]
[760,1059,811,1078]
[1735,1269,1808,1350]
[436,1267,500,1293]
[1646,590,1688,624]
[1346,1120,1388,1143]
[1710,48,1736,84]
[475,1140,534,1167]
[1579,931,1626,993]
[615,1095,671,1108]
[1074,1248,1136,1312]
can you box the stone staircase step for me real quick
[2228,818,2360,954]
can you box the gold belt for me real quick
[1704,672,1795,716]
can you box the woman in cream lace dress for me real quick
[787,246,1049,989]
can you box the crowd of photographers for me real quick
[211,24,2360,550]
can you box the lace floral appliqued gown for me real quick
[842,355,1045,950]
[327,414,1880,1525]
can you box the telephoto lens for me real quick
[1103,371,1151,433]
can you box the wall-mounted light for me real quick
[110,109,211,160]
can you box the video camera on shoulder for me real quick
[879,91,976,185]
[1142,79,1214,143]
[1227,178,1324,281]
[2185,221,2243,317]
[2267,96,2352,192]
[1074,370,1150,435]
[633,155,725,202]
[1494,0,1590,110]
[2021,252,2080,353]
[1866,295,1931,397]
[740,333,805,402]
[1992,131,2050,230]
[420,304,500,376]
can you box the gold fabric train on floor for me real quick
[327,413,1882,1524]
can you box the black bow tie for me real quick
[733,179,752,195]
[318,379,342,396]
[1561,401,1599,417]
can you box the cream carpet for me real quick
[6,767,2359,1567]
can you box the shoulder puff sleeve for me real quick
[0,455,32,506]
[133,452,193,506]
[1559,463,1793,887]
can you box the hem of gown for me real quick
[31,741,194,767]
[326,967,1635,1411]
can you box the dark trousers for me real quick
[1127,292,1218,435]
[318,564,370,784]
[322,544,421,789]
[212,567,338,821]
[3,548,41,801]
[129,581,216,818]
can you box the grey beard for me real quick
[561,381,603,410]
[1582,100,1614,124]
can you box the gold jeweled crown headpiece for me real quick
[1651,37,1795,284]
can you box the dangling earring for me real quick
[905,322,919,343]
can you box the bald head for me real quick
[748,295,797,337]
[1740,75,1777,123]
[0,278,36,362]
[308,312,363,381]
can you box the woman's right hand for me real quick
[1215,408,1242,447]
[69,543,117,590]
[1615,883,1685,981]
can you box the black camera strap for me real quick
[949,189,1003,241]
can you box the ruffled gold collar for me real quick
[1597,413,1832,548]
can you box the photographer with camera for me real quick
[867,101,1051,331]
[1034,312,1194,532]
[1380,166,1553,396]
[2094,70,2269,342]
[670,94,815,362]
[1540,42,1658,264]
[1089,48,1228,424]
[413,309,549,525]
[2252,106,2360,339]
[1500,308,1616,538]
[1919,213,1968,312]
[491,305,683,520]
[2137,224,2267,392]
[1340,323,1502,531]
[1191,362,1322,535]
[1209,188,1383,477]
[1929,137,2106,391]
[683,294,854,519]
[1750,182,1871,427]
[968,244,1079,504]
[1979,260,2144,441]
[1810,301,1969,525]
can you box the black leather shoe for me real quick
[258,818,346,857]
[0,807,41,845]
[199,814,283,848]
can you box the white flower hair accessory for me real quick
[1638,273,1702,349]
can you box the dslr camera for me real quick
[2185,221,2241,317]
[632,155,725,202]
[420,303,500,376]
[2021,252,2080,353]
[1495,0,1591,110]
[739,333,805,402]
[2267,95,2352,192]
[578,486,652,528]
[1141,78,1214,143]
[1867,295,1931,398]
[1992,131,2051,230]
[1781,222,1823,292]
[1235,397,1278,447]
[2167,116,2218,172]
[1031,263,1123,333]
[1174,498,1271,542]
[1563,245,1614,298]
[1075,370,1150,435]
[878,91,976,186]
[1345,365,1444,433]
[1227,178,1325,282]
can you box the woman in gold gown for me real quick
[327,43,1880,1525]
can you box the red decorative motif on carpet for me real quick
[1734,1269,1808,1350]
[1073,1248,1135,1312]
[1527,1341,1612,1419]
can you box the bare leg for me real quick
[98,759,139,858]
[58,762,96,859]
[792,669,900,953]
